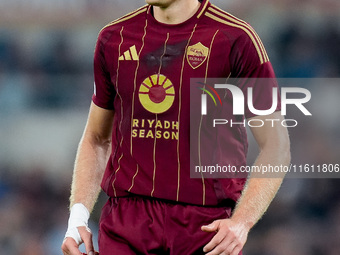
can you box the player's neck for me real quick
[152,0,201,25]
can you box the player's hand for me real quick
[61,226,96,255]
[62,203,98,255]
[201,218,249,255]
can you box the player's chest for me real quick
[106,27,231,97]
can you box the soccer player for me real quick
[62,0,290,255]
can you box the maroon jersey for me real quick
[92,0,278,206]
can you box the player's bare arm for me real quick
[62,102,114,255]
[202,111,291,255]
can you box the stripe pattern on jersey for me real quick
[130,19,148,156]
[197,0,210,19]
[205,5,269,65]
[176,24,198,202]
[198,29,220,206]
[112,18,149,196]
[128,19,149,193]
[112,26,126,198]
[150,33,170,198]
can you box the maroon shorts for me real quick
[98,196,239,255]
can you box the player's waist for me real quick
[110,193,237,208]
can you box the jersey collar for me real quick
[146,0,210,31]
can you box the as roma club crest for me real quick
[186,42,209,69]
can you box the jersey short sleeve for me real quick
[92,32,116,110]
[230,30,281,118]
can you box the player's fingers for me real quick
[218,239,238,255]
[78,226,95,255]
[203,229,226,253]
[201,220,219,232]
[205,240,231,255]
[217,231,245,255]
[61,237,83,255]
[230,243,242,255]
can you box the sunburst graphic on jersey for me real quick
[139,74,175,114]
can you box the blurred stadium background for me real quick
[0,0,340,254]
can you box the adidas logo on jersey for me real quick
[119,45,139,61]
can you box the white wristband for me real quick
[65,203,90,245]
